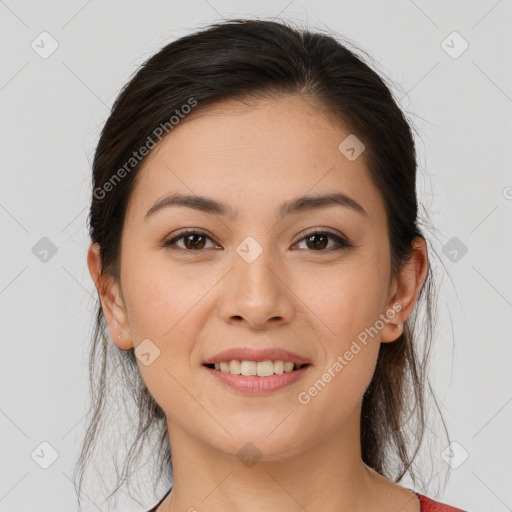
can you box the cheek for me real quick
[119,253,216,400]
[122,249,212,342]
[291,252,387,400]
[295,254,389,345]
[293,266,385,424]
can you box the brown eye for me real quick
[163,230,217,252]
[182,233,207,250]
[295,231,351,252]
[163,229,351,254]
[305,233,329,250]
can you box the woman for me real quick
[78,18,469,512]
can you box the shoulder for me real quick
[416,492,469,512]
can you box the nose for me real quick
[217,243,295,330]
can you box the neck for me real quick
[158,403,410,512]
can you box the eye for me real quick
[162,229,352,253]
[163,229,219,252]
[293,230,352,252]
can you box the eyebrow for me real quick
[144,191,368,221]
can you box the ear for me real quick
[87,241,134,350]
[380,236,429,343]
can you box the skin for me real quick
[87,94,428,512]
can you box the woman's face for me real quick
[91,94,414,460]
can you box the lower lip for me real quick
[203,365,310,394]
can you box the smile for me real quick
[205,360,309,377]
[203,361,311,394]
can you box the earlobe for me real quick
[86,242,134,350]
[380,317,404,343]
[380,236,429,343]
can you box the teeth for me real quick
[257,360,274,377]
[274,360,284,374]
[240,360,257,376]
[211,359,305,377]
[229,360,241,374]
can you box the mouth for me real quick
[202,355,312,394]
[202,347,312,393]
[203,360,311,377]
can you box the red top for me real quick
[416,493,468,512]
[146,489,468,511]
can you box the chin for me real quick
[202,421,314,462]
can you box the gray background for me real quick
[1,1,511,511]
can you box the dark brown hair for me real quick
[75,17,450,509]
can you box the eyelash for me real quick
[162,228,353,254]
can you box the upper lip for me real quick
[203,347,311,365]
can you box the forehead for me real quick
[125,94,383,224]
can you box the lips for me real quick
[202,347,311,366]
[202,347,312,393]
